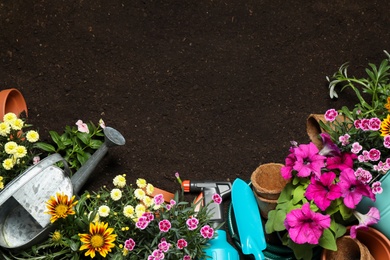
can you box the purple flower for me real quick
[200,225,214,239]
[293,142,326,179]
[176,238,188,249]
[284,203,331,244]
[324,109,338,122]
[338,168,375,209]
[159,219,171,232]
[326,152,357,171]
[319,133,341,157]
[124,238,136,251]
[186,217,199,230]
[212,193,222,204]
[305,172,342,211]
[350,207,380,238]
[281,152,296,180]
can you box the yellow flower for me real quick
[135,204,146,217]
[2,158,14,170]
[14,145,27,158]
[136,178,147,188]
[98,205,110,217]
[145,183,154,195]
[381,114,390,136]
[26,130,39,143]
[0,122,10,136]
[51,230,62,243]
[123,205,134,218]
[3,112,17,124]
[10,118,23,130]
[143,196,153,207]
[0,176,3,190]
[110,188,122,201]
[385,97,390,112]
[134,188,145,200]
[113,175,126,188]
[4,141,17,154]
[45,193,78,223]
[79,222,117,258]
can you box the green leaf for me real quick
[34,142,56,152]
[89,139,103,149]
[292,185,305,204]
[77,132,90,145]
[318,228,337,251]
[287,239,314,260]
[77,152,90,166]
[265,209,286,233]
[49,130,65,149]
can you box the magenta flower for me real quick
[183,255,191,260]
[371,181,383,194]
[350,207,380,238]
[284,203,331,244]
[360,118,370,131]
[153,194,164,206]
[136,216,150,230]
[354,168,372,184]
[176,238,188,249]
[124,238,136,251]
[75,119,89,133]
[159,219,171,232]
[305,172,342,211]
[326,152,357,171]
[324,109,338,122]
[158,239,171,252]
[384,135,390,148]
[142,212,155,222]
[368,117,381,130]
[281,152,296,180]
[170,199,176,206]
[368,148,381,161]
[200,225,214,239]
[148,249,165,260]
[338,168,375,209]
[293,142,326,179]
[351,142,363,154]
[318,133,341,157]
[212,193,222,204]
[186,217,199,230]
[338,134,350,146]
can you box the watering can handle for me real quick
[0,153,70,206]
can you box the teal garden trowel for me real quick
[231,178,266,259]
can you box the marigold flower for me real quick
[79,221,117,258]
[113,175,126,188]
[26,130,39,142]
[98,205,110,217]
[135,204,146,217]
[134,188,146,200]
[3,112,17,124]
[14,145,27,158]
[143,196,153,207]
[10,118,23,130]
[0,176,3,190]
[2,158,14,170]
[45,193,78,223]
[136,178,147,188]
[145,183,154,195]
[4,141,17,154]
[123,205,135,218]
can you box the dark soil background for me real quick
[1,0,390,258]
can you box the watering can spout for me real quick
[71,126,126,193]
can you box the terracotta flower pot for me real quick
[251,163,288,200]
[0,88,28,119]
[321,227,390,260]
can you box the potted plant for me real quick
[265,51,390,259]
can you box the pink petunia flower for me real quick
[75,119,89,133]
[176,238,188,249]
[293,142,326,179]
[124,238,136,251]
[350,207,380,238]
[305,171,342,211]
[186,217,199,230]
[281,152,296,180]
[200,225,214,239]
[159,219,171,232]
[338,168,375,209]
[212,193,222,204]
[284,203,331,244]
[319,133,341,157]
[324,109,338,122]
[326,152,357,171]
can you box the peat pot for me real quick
[250,163,287,200]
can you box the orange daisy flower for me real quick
[385,97,390,112]
[381,114,390,136]
[45,192,78,223]
[79,222,117,258]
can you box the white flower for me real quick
[26,130,39,143]
[113,175,126,188]
[134,188,146,200]
[136,178,147,188]
[123,205,134,218]
[98,205,110,217]
[110,188,122,201]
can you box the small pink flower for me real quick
[170,199,176,206]
[136,216,150,230]
[324,109,338,122]
[75,119,89,133]
[354,119,362,129]
[143,212,154,222]
[166,204,172,210]
[368,148,381,161]
[148,249,165,260]
[176,238,188,249]
[369,117,381,131]
[158,239,171,252]
[186,217,199,230]
[159,219,171,232]
[384,135,390,148]
[154,194,164,205]
[124,238,136,251]
[33,156,40,165]
[183,255,191,260]
[212,193,222,204]
[372,181,383,194]
[200,225,214,239]
[338,134,350,146]
[351,142,363,154]
[360,119,370,131]
[354,168,372,184]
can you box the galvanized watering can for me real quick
[0,126,125,250]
